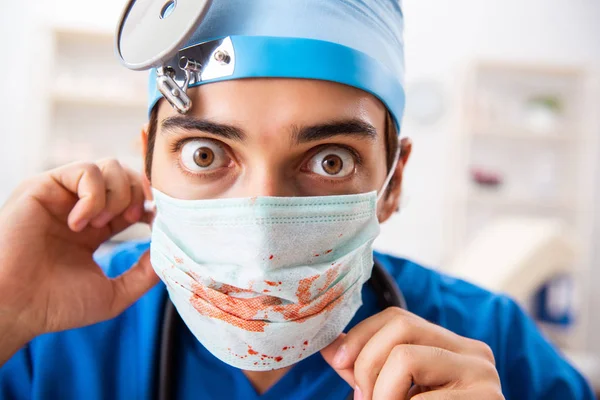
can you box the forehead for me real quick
[156,78,387,130]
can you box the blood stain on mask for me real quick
[270,266,345,322]
[188,263,346,333]
[230,345,284,364]
[174,256,184,264]
[269,255,274,260]
[297,275,320,304]
[193,283,282,317]
[189,292,267,332]
[189,283,275,332]
[218,283,252,295]
[317,264,341,292]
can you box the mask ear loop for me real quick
[145,199,157,213]
[376,147,401,203]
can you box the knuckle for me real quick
[80,162,102,177]
[431,345,448,359]
[354,352,379,382]
[98,158,122,170]
[475,357,501,381]
[17,177,39,194]
[384,307,415,330]
[390,344,416,366]
[473,340,496,365]
[387,314,418,345]
[480,384,505,400]
[384,306,407,319]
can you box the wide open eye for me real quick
[308,146,356,178]
[180,139,230,172]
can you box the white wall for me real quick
[374,0,600,268]
[0,0,128,205]
[0,2,35,204]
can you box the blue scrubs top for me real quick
[0,240,594,400]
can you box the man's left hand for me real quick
[321,307,504,399]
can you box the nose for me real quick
[238,162,296,198]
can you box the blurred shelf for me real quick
[51,88,147,108]
[470,124,571,143]
[465,191,572,211]
[474,60,584,77]
[51,23,115,41]
[54,28,113,41]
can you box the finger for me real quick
[321,334,356,388]
[353,311,484,400]
[336,308,475,372]
[410,386,504,400]
[122,168,146,224]
[406,385,427,399]
[373,345,491,400]
[373,345,458,399]
[45,162,107,231]
[104,170,152,237]
[90,160,132,228]
[331,308,396,370]
[108,251,160,318]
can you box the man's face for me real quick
[144,78,405,221]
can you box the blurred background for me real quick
[1,0,599,392]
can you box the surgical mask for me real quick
[149,157,398,371]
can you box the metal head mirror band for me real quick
[155,37,236,114]
[116,0,224,113]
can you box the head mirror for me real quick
[116,0,213,70]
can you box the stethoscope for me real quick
[155,259,407,400]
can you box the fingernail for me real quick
[73,219,89,232]
[124,204,142,223]
[333,345,347,367]
[354,386,363,400]
[91,210,112,228]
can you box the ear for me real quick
[377,137,412,223]
[140,123,153,202]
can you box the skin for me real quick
[0,78,503,399]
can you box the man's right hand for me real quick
[0,160,159,363]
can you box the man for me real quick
[0,1,594,399]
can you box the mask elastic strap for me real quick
[376,147,401,203]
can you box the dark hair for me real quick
[144,106,399,181]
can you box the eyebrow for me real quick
[292,119,377,143]
[161,116,377,143]
[162,116,246,141]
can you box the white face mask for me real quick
[150,154,398,371]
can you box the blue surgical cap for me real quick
[148,0,405,131]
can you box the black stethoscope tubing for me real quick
[156,259,407,400]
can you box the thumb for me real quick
[108,250,160,317]
[321,333,356,388]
